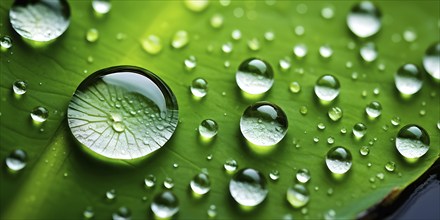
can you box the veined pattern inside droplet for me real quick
[67,67,178,160]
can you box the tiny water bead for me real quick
[92,0,111,15]
[365,101,382,118]
[289,81,301,93]
[190,172,211,195]
[264,31,275,41]
[141,35,162,55]
[190,78,208,98]
[396,124,430,159]
[240,102,288,146]
[394,63,423,96]
[269,170,280,181]
[423,42,440,80]
[86,28,99,43]
[229,168,268,207]
[294,25,305,36]
[207,205,217,218]
[317,123,326,130]
[106,189,116,201]
[210,14,224,29]
[319,45,333,59]
[0,36,12,50]
[347,1,381,38]
[221,42,233,54]
[171,30,189,49]
[293,44,308,58]
[360,42,378,62]
[296,169,311,183]
[83,207,94,219]
[247,38,260,51]
[12,80,27,95]
[359,146,370,156]
[299,106,308,115]
[353,123,367,139]
[391,116,401,126]
[144,174,156,188]
[403,29,417,42]
[328,107,343,122]
[112,206,131,220]
[327,137,335,145]
[279,57,292,72]
[163,177,174,189]
[326,146,353,174]
[236,58,273,95]
[385,161,396,172]
[151,191,179,219]
[184,55,197,71]
[199,119,218,139]
[31,106,49,122]
[10,0,71,42]
[5,149,27,171]
[314,74,341,102]
[184,0,209,12]
[231,29,242,40]
[286,184,310,208]
[67,66,178,160]
[224,159,238,172]
[321,6,335,19]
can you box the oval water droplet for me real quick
[144,174,156,188]
[184,0,209,12]
[240,102,288,146]
[385,161,395,172]
[141,35,162,55]
[396,124,430,159]
[236,58,274,95]
[224,159,238,172]
[0,36,12,50]
[151,191,179,218]
[171,30,189,49]
[31,106,49,122]
[190,172,211,195]
[353,123,367,139]
[286,184,310,208]
[296,169,311,183]
[229,168,268,207]
[365,101,382,119]
[394,63,423,96]
[289,81,301,94]
[293,44,308,58]
[12,80,27,95]
[199,119,218,139]
[328,107,343,121]
[190,78,208,98]
[319,45,333,59]
[423,42,440,81]
[10,0,71,42]
[347,1,381,38]
[112,206,131,220]
[67,66,178,160]
[326,146,352,174]
[314,74,340,102]
[5,149,27,171]
[360,42,378,62]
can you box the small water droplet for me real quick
[314,75,340,102]
[319,44,333,59]
[106,189,116,201]
[184,0,209,12]
[198,119,218,139]
[324,209,336,220]
[347,1,382,38]
[210,14,224,29]
[0,36,12,50]
[327,137,335,145]
[328,107,343,121]
[359,146,370,156]
[296,169,311,183]
[163,177,174,189]
[326,146,352,174]
[360,42,378,62]
[395,63,423,96]
[151,191,179,218]
[184,55,197,71]
[12,80,27,95]
[236,58,273,95]
[190,172,211,195]
[264,31,275,41]
[5,149,27,171]
[141,35,162,55]
[376,172,384,180]
[396,124,430,159]
[279,57,292,72]
[423,42,440,81]
[83,206,95,219]
[293,44,308,58]
[353,123,367,139]
[190,78,208,98]
[229,168,268,207]
[247,38,260,51]
[385,161,396,172]
[144,174,156,188]
[269,169,280,181]
[31,106,49,122]
[365,101,382,119]
[231,29,242,40]
[92,0,111,15]
[86,28,99,43]
[112,206,131,220]
[221,42,233,54]
[224,159,238,172]
[299,106,308,115]
[321,6,334,19]
[313,137,320,143]
[171,30,189,49]
[289,81,301,93]
[294,25,305,36]
[286,184,310,208]
[317,122,326,130]
[403,28,417,42]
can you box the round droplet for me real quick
[92,0,111,15]
[229,168,268,207]
[403,29,417,42]
[83,207,95,219]
[247,38,260,51]
[264,31,275,41]
[365,101,382,118]
[360,42,378,62]
[317,122,326,130]
[12,80,27,95]
[151,191,179,218]
[314,75,341,102]
[0,36,12,49]
[184,55,197,71]
[286,184,310,208]
[141,35,162,55]
[269,169,280,181]
[67,66,178,160]
[294,25,305,36]
[221,42,233,54]
[184,0,209,12]
[163,177,174,189]
[299,106,308,115]
[327,137,335,145]
[190,78,208,98]
[353,123,367,138]
[279,57,291,72]
[86,28,99,43]
[396,124,430,159]
[296,169,311,183]
[293,44,307,58]
[325,209,336,220]
[9,0,71,42]
[207,205,217,218]
[359,146,370,156]
[112,206,131,220]
[106,189,116,201]
[224,159,237,172]
[385,161,395,172]
[231,29,242,40]
[31,106,49,122]
[391,116,401,126]
[210,14,224,29]
[190,172,211,195]
[289,81,301,93]
[347,1,381,38]
[326,146,353,174]
[240,102,288,146]
[321,6,334,19]
[199,119,218,139]
[328,107,343,121]
[5,149,27,171]
[171,30,189,49]
[394,63,423,96]
[319,45,333,59]
[423,42,440,80]
[236,58,274,95]
[144,174,156,188]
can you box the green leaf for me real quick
[1,1,439,219]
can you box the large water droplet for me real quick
[396,124,430,159]
[365,101,382,119]
[190,172,211,195]
[151,191,179,218]
[326,146,353,174]
[423,42,440,80]
[141,35,162,55]
[229,168,268,207]
[9,0,71,42]
[171,30,189,49]
[286,184,310,208]
[347,1,381,38]
[314,75,340,102]
[236,58,274,95]
[360,42,378,62]
[67,66,178,160]
[5,149,27,171]
[12,80,27,95]
[112,206,131,220]
[92,0,111,15]
[240,102,288,146]
[296,169,311,183]
[31,106,49,122]
[190,78,208,98]
[199,119,218,139]
[394,63,423,96]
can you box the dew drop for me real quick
[347,1,381,38]
[286,184,309,208]
[327,137,335,145]
[328,107,343,121]
[190,172,211,195]
[247,38,260,51]
[296,169,311,183]
[396,124,430,159]
[299,106,308,115]
[112,206,131,220]
[365,101,382,119]
[224,159,238,172]
[231,29,242,40]
[319,45,333,59]
[83,206,94,219]
[394,63,423,96]
[184,55,197,71]
[423,42,440,80]
[289,81,301,93]
[190,78,208,98]
[293,44,308,58]
[86,28,99,43]
[279,57,292,72]
[236,58,274,95]
[294,25,305,36]
[141,35,162,55]
[229,168,268,207]
[184,0,209,12]
[106,189,116,201]
[5,149,27,171]
[199,119,218,139]
[12,80,27,95]
[92,0,111,15]
[240,102,288,146]
[326,146,352,174]
[360,42,378,62]
[144,174,156,188]
[210,14,224,29]
[324,209,336,220]
[171,30,189,49]
[403,29,417,42]
[314,75,340,102]
[207,205,217,218]
[31,106,49,122]
[359,146,370,156]
[163,177,174,189]
[221,42,233,54]
[353,123,367,139]
[151,191,179,219]
[385,161,395,172]
[264,31,275,41]
[269,169,280,181]
[0,36,12,50]
[321,6,334,19]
